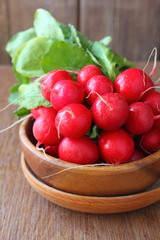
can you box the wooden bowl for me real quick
[19,117,160,197]
[21,154,160,214]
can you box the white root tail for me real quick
[143,47,157,86]
[0,114,31,134]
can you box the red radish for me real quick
[33,114,61,146]
[141,91,160,115]
[129,149,145,162]
[77,65,103,87]
[125,102,154,135]
[55,103,92,138]
[50,80,84,111]
[44,145,59,158]
[98,129,134,164]
[41,70,72,101]
[114,68,154,103]
[153,118,160,130]
[59,136,99,164]
[140,128,160,153]
[31,106,56,119]
[85,75,113,105]
[91,93,128,131]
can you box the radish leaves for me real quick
[17,83,51,109]
[6,28,36,59]
[34,9,64,40]
[13,38,53,77]
[41,41,94,73]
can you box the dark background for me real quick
[0,0,160,64]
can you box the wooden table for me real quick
[0,64,160,240]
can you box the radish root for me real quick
[41,162,112,179]
[139,86,160,100]
[143,47,157,83]
[86,91,113,110]
[56,109,75,138]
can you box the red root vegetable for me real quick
[91,93,128,131]
[77,65,103,87]
[125,102,155,135]
[85,75,113,105]
[59,136,99,164]
[98,129,135,164]
[41,69,72,101]
[129,149,145,162]
[50,80,84,111]
[141,91,160,115]
[31,106,57,119]
[114,68,154,103]
[140,128,160,154]
[33,114,61,146]
[55,103,92,138]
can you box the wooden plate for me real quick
[21,153,160,214]
[20,117,160,197]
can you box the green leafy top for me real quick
[5,8,134,118]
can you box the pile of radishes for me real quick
[31,65,160,165]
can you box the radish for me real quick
[44,145,59,158]
[31,106,56,119]
[91,93,128,131]
[33,113,61,146]
[140,128,160,153]
[153,118,160,130]
[98,129,134,164]
[141,91,160,115]
[41,69,72,101]
[129,149,145,162]
[55,103,92,138]
[125,102,154,135]
[85,75,113,105]
[77,65,103,87]
[114,68,154,103]
[50,80,84,111]
[59,136,99,164]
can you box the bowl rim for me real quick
[19,116,160,173]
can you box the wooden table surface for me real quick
[0,64,160,240]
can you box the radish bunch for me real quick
[31,65,160,165]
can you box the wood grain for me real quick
[80,0,160,61]
[21,154,160,214]
[0,0,10,64]
[8,0,79,35]
[0,0,160,64]
[0,64,160,239]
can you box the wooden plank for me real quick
[0,0,10,64]
[80,0,160,61]
[80,0,115,42]
[0,64,160,240]
[113,0,160,61]
[8,0,79,35]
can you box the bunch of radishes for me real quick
[31,65,160,165]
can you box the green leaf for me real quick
[41,41,93,73]
[34,9,64,40]
[86,125,100,139]
[59,23,72,41]
[77,31,92,50]
[99,36,112,46]
[17,83,52,109]
[12,66,30,84]
[8,83,21,104]
[6,28,36,59]
[14,107,30,119]
[13,37,53,77]
[90,42,134,81]
[68,24,81,47]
